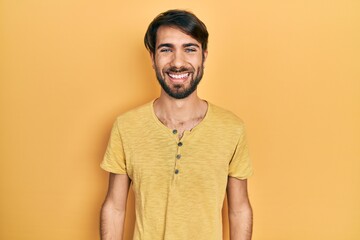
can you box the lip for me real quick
[166,72,191,82]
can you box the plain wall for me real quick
[1,0,359,239]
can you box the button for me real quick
[175,169,179,174]
[172,129,178,134]
[176,154,181,159]
[177,142,183,147]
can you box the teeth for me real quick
[168,73,189,79]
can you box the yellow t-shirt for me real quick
[100,100,253,240]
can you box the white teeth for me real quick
[168,73,189,79]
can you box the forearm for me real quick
[228,205,253,240]
[100,202,126,240]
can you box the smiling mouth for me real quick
[167,72,190,80]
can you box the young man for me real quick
[100,9,253,240]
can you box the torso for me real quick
[101,100,253,240]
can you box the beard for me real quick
[154,64,205,99]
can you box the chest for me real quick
[124,130,237,184]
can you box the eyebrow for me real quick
[157,43,200,49]
[157,43,173,49]
[183,43,200,48]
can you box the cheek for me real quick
[187,55,203,66]
[157,62,173,73]
[154,58,167,70]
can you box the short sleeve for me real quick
[100,119,127,174]
[228,125,253,179]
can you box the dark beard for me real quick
[155,66,204,99]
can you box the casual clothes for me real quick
[101,100,253,240]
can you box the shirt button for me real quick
[176,154,181,159]
[177,142,183,147]
[175,169,179,174]
[172,129,178,134]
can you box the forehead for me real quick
[156,26,201,47]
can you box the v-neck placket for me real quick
[150,100,211,182]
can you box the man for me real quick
[100,9,253,240]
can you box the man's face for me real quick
[151,26,208,99]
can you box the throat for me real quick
[153,98,209,138]
[158,115,205,138]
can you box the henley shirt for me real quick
[100,100,253,240]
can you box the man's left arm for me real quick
[227,177,253,240]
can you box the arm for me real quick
[101,173,131,240]
[226,177,253,240]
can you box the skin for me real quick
[100,26,253,240]
[100,173,130,240]
[152,26,206,100]
[151,26,209,138]
[227,177,253,240]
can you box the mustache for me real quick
[166,66,192,73]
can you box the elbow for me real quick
[101,199,126,216]
[228,203,253,218]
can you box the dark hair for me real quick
[144,9,209,55]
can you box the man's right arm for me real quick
[101,173,131,240]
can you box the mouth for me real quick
[167,72,191,81]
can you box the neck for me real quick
[154,90,207,125]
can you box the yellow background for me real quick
[1,0,359,239]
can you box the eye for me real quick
[185,48,197,53]
[160,48,172,53]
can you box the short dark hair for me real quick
[144,9,209,55]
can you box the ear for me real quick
[202,50,208,67]
[150,52,155,69]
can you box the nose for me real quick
[170,50,185,68]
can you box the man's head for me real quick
[144,9,209,57]
[144,10,209,99]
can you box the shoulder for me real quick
[114,101,153,129]
[208,102,245,127]
[201,102,248,144]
